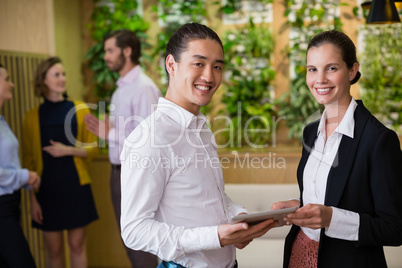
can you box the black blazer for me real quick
[283,100,402,268]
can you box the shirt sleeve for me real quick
[0,167,29,195]
[325,207,359,241]
[120,127,221,261]
[225,194,248,217]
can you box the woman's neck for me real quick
[324,96,352,139]
[324,96,351,123]
[45,92,63,102]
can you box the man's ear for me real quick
[166,54,176,77]
[123,47,132,59]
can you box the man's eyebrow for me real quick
[192,54,225,64]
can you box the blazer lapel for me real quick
[324,101,371,206]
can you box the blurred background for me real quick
[0,0,401,267]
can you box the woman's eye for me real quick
[308,67,316,72]
[328,67,337,71]
[214,65,222,70]
[194,63,203,67]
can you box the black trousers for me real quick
[110,165,158,268]
[0,190,36,267]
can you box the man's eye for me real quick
[214,66,222,70]
[194,63,203,67]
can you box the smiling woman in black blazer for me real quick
[272,30,402,268]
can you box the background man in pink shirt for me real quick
[85,29,161,267]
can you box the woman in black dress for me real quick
[23,57,98,267]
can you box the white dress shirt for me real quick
[120,98,247,268]
[107,65,161,164]
[302,98,360,242]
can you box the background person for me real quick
[84,29,161,267]
[272,30,402,268]
[0,63,39,267]
[120,22,278,268]
[23,57,99,268]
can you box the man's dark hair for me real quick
[165,23,223,81]
[103,30,141,65]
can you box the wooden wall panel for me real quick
[54,0,85,101]
[0,0,55,55]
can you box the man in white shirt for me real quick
[120,23,277,268]
[85,29,161,267]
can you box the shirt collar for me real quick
[116,65,141,88]
[157,98,207,129]
[317,97,358,139]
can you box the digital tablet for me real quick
[229,207,298,227]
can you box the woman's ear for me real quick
[166,54,175,78]
[350,62,359,80]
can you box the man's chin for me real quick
[200,100,212,107]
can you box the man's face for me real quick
[166,39,224,115]
[104,37,125,73]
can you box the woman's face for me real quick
[0,68,14,103]
[306,43,357,107]
[44,63,66,96]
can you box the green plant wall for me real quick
[218,18,276,148]
[360,24,402,134]
[83,0,381,148]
